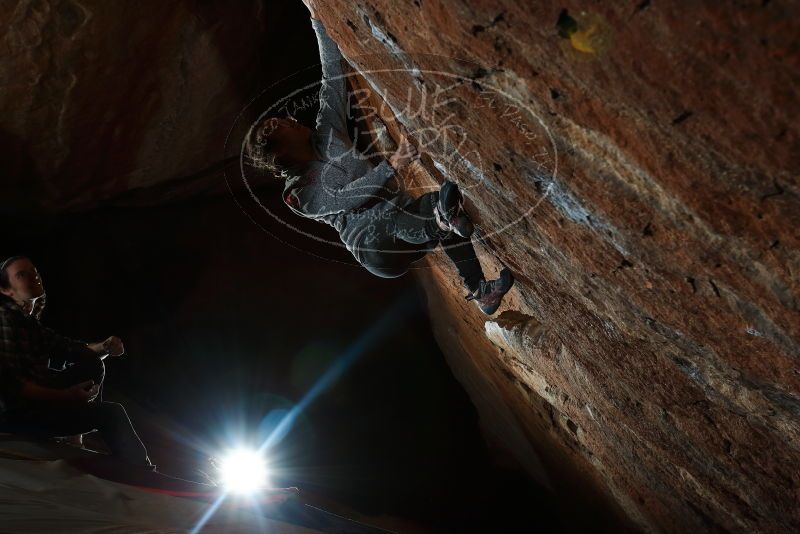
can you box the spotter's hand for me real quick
[102,336,125,357]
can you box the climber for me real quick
[0,255,154,468]
[243,1,514,314]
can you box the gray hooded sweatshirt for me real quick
[282,18,396,234]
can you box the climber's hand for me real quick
[300,0,317,19]
[389,136,419,170]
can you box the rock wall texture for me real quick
[0,0,317,212]
[313,1,800,532]
[3,0,798,531]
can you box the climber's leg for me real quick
[406,189,514,314]
[382,191,443,245]
[336,192,471,284]
[385,190,483,293]
[351,182,471,247]
[357,239,431,279]
[338,187,514,313]
[440,233,484,294]
[338,194,439,279]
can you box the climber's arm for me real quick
[311,18,350,137]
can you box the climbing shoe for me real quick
[435,180,474,238]
[467,268,515,315]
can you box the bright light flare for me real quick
[219,448,269,494]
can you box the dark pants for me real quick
[338,191,484,292]
[3,353,152,467]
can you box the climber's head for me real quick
[244,116,314,177]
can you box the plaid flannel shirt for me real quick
[0,296,90,410]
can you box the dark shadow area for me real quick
[0,129,47,213]
[0,194,560,532]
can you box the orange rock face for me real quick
[313,1,799,531]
